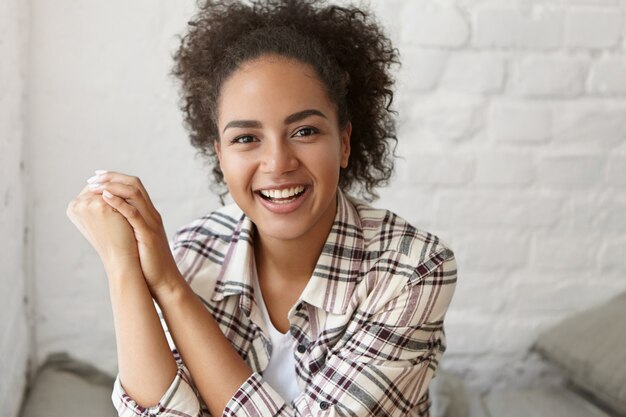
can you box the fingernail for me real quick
[87,182,101,189]
[103,190,113,198]
[95,169,108,175]
[87,175,100,184]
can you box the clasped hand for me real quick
[67,171,180,298]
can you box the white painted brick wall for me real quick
[551,101,626,145]
[564,7,623,48]
[608,156,626,185]
[536,154,605,186]
[473,5,563,50]
[400,3,470,47]
[27,0,626,396]
[474,151,534,186]
[441,53,506,94]
[400,49,448,92]
[490,102,552,143]
[589,57,626,94]
[0,0,30,416]
[511,56,589,97]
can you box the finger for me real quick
[102,190,149,234]
[87,171,154,207]
[67,192,118,247]
[88,181,156,224]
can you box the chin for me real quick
[255,220,309,242]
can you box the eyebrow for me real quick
[222,109,328,133]
[285,109,327,124]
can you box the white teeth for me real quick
[260,186,305,200]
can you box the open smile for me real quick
[254,185,310,213]
[258,185,306,203]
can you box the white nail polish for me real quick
[87,175,99,184]
[88,182,100,188]
[95,169,108,175]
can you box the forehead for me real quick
[217,55,337,124]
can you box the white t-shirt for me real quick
[251,267,300,404]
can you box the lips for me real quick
[254,184,309,213]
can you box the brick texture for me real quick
[564,7,623,49]
[473,5,563,50]
[511,56,588,97]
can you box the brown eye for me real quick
[293,127,318,137]
[232,135,256,144]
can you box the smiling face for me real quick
[215,55,351,246]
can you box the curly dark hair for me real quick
[172,0,399,201]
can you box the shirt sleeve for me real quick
[112,366,202,417]
[111,300,206,417]
[222,248,458,417]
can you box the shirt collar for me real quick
[211,189,364,316]
[211,210,256,316]
[299,189,364,314]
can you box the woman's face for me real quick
[215,55,351,245]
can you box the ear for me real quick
[214,140,222,166]
[340,121,352,168]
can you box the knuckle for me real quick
[88,198,106,211]
[72,199,86,211]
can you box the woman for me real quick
[67,1,457,416]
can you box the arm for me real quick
[106,263,177,409]
[86,172,252,415]
[109,279,204,417]
[153,273,254,417]
[66,181,201,416]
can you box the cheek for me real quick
[305,144,343,176]
[220,152,257,187]
[218,153,238,182]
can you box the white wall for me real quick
[0,0,31,415]
[374,0,626,390]
[28,0,216,375]
[28,0,626,393]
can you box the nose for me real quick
[260,138,298,175]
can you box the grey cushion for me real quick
[533,291,626,416]
[430,370,469,417]
[484,387,613,417]
[430,370,489,417]
[20,353,116,417]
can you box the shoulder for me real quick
[170,203,245,265]
[346,197,457,322]
[349,196,455,275]
[171,203,244,244]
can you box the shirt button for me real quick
[320,401,330,410]
[297,344,307,353]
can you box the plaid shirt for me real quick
[112,190,457,417]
